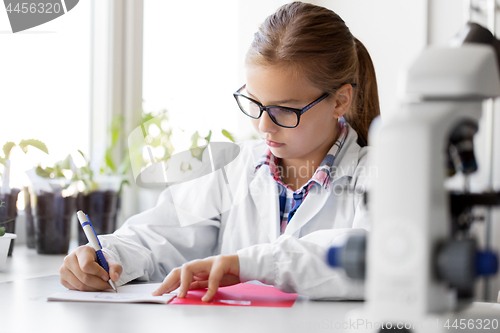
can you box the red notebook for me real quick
[169,283,298,307]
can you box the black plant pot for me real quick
[0,188,21,256]
[32,190,76,254]
[76,190,120,246]
[24,187,35,249]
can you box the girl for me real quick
[59,1,379,301]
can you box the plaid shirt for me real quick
[254,118,349,234]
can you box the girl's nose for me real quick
[259,110,279,134]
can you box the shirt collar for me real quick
[254,117,349,190]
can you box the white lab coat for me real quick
[100,127,371,300]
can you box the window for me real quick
[0,1,91,193]
[142,1,289,148]
[143,1,240,149]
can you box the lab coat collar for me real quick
[248,128,363,240]
[283,184,331,237]
[284,129,362,236]
[329,126,362,182]
[249,162,280,242]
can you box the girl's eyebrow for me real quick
[246,88,301,105]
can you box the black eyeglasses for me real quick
[233,84,329,128]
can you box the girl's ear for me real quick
[333,84,353,118]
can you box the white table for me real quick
[1,244,499,333]
[0,244,364,333]
[0,275,370,333]
[0,241,78,283]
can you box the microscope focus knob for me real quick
[327,234,366,280]
[437,239,498,294]
[476,250,498,276]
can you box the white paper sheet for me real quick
[47,283,176,304]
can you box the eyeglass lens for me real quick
[236,95,298,127]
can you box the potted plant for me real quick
[128,109,236,211]
[23,185,35,248]
[0,140,48,255]
[30,155,77,254]
[74,151,128,245]
[74,116,129,245]
[0,201,16,270]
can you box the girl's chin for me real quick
[269,146,289,158]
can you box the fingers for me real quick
[202,260,224,302]
[153,259,211,297]
[59,267,102,292]
[189,274,241,291]
[152,255,241,301]
[202,255,240,301]
[59,245,113,291]
[178,261,205,298]
[189,280,208,290]
[104,253,123,282]
[76,247,109,281]
[152,268,181,296]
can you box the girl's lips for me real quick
[265,139,284,147]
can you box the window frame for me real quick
[90,0,144,222]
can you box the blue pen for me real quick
[76,210,118,292]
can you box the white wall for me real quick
[428,0,465,45]
[315,0,428,117]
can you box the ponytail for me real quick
[347,38,380,147]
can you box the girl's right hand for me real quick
[59,245,122,291]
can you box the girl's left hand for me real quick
[152,254,240,302]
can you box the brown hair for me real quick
[246,1,380,146]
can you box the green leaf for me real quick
[110,116,124,147]
[191,147,203,161]
[204,130,212,143]
[0,226,5,237]
[141,113,155,124]
[35,165,52,178]
[81,179,98,194]
[0,218,14,225]
[19,139,49,155]
[78,150,89,165]
[190,131,200,149]
[189,131,202,161]
[52,165,64,178]
[222,129,235,142]
[56,154,72,170]
[105,149,117,173]
[111,129,119,148]
[2,142,15,159]
[117,179,129,196]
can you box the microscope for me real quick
[328,23,500,332]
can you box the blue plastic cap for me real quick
[327,247,341,268]
[476,251,498,276]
